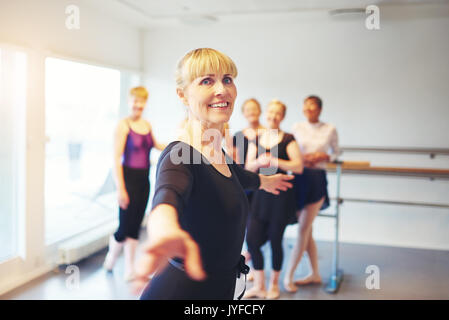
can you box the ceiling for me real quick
[82,0,448,29]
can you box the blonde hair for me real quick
[241,98,261,113]
[268,99,287,118]
[129,86,149,100]
[175,48,238,89]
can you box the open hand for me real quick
[132,224,206,295]
[259,173,294,195]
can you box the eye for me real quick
[200,78,213,85]
[223,76,233,84]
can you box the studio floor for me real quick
[1,235,448,300]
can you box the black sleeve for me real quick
[285,133,296,145]
[230,160,260,190]
[151,147,193,215]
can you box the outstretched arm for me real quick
[134,204,206,290]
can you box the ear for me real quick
[176,87,188,106]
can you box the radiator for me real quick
[57,221,118,265]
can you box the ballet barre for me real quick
[317,161,344,293]
[340,146,449,159]
[321,161,449,294]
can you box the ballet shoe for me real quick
[294,274,322,286]
[243,287,266,299]
[266,285,280,299]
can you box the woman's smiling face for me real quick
[181,72,237,125]
[242,100,261,124]
[266,102,285,129]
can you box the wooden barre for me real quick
[326,161,449,178]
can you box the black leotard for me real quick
[247,133,297,271]
[140,141,260,299]
[232,130,258,167]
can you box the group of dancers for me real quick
[102,48,339,300]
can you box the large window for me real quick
[45,58,120,244]
[0,48,27,261]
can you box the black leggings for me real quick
[114,166,150,242]
[140,262,237,300]
[246,215,288,271]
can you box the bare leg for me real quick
[295,230,322,285]
[103,235,124,271]
[243,270,267,299]
[267,270,281,299]
[124,237,139,281]
[283,197,324,291]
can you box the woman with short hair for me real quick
[134,48,294,300]
[283,95,340,292]
[103,86,166,281]
[244,99,303,299]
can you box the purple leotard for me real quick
[122,121,154,169]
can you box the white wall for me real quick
[142,4,449,250]
[0,0,142,295]
[0,0,142,70]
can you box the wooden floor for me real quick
[1,235,449,300]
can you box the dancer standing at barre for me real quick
[244,99,303,299]
[134,48,294,300]
[103,86,166,281]
[283,95,339,292]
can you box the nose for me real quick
[214,81,226,95]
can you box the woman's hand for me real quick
[132,204,206,295]
[118,188,130,209]
[259,173,294,195]
[304,152,329,167]
[257,153,273,168]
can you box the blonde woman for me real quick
[232,98,265,279]
[232,98,265,165]
[133,48,294,300]
[244,100,303,299]
[103,87,165,281]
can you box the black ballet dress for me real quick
[246,133,297,271]
[140,141,260,300]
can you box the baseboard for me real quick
[0,263,54,297]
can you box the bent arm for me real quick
[274,141,304,174]
[148,122,167,151]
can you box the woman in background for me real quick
[232,98,265,166]
[244,99,303,299]
[232,98,265,277]
[103,86,166,281]
[283,95,339,292]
